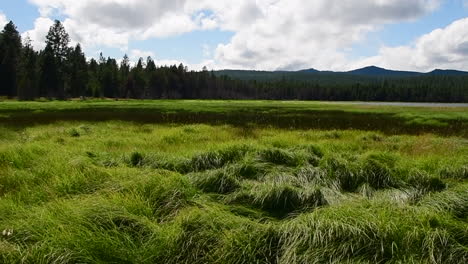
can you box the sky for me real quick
[0,0,468,71]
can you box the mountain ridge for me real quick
[217,66,468,77]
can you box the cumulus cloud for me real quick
[63,18,130,49]
[25,0,455,70]
[212,0,440,70]
[351,18,468,71]
[0,12,8,28]
[28,0,199,46]
[129,49,155,61]
[125,50,210,70]
[22,17,54,50]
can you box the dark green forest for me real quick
[0,20,467,102]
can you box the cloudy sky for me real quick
[1,0,468,71]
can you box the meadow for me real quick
[0,100,467,263]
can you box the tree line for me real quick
[0,20,466,102]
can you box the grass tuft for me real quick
[190,168,241,194]
[131,172,197,220]
[258,148,305,167]
[187,144,252,172]
[407,170,446,192]
[440,166,468,180]
[129,151,144,167]
[228,180,327,217]
[68,128,81,137]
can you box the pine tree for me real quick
[18,36,39,100]
[46,20,70,63]
[87,58,101,97]
[119,54,130,97]
[39,45,59,98]
[101,57,119,98]
[0,21,22,97]
[129,58,146,98]
[146,56,156,72]
[43,20,70,99]
[145,57,160,98]
[68,44,88,97]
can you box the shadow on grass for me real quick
[0,107,466,137]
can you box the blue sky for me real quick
[1,0,467,71]
[350,0,468,57]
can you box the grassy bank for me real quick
[0,114,467,263]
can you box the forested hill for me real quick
[0,19,467,102]
[215,66,468,81]
[214,68,468,102]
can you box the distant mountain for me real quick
[345,66,468,77]
[345,66,422,77]
[297,68,319,73]
[427,69,468,76]
[215,66,468,81]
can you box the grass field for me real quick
[0,100,467,263]
[1,99,467,137]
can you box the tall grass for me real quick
[0,119,466,263]
[279,200,467,263]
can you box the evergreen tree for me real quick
[0,21,22,97]
[39,45,59,98]
[18,36,38,100]
[145,56,157,98]
[119,54,130,97]
[46,20,70,63]
[68,44,88,97]
[87,58,101,97]
[0,18,467,102]
[146,56,156,72]
[101,57,119,98]
[128,58,146,98]
[43,20,70,99]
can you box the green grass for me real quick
[0,101,467,263]
[0,99,467,137]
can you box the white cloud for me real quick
[129,49,155,61]
[63,18,130,49]
[25,0,447,70]
[28,0,197,45]
[0,12,8,28]
[351,17,468,71]
[22,17,54,50]
[212,0,440,70]
[141,13,197,39]
[202,44,212,58]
